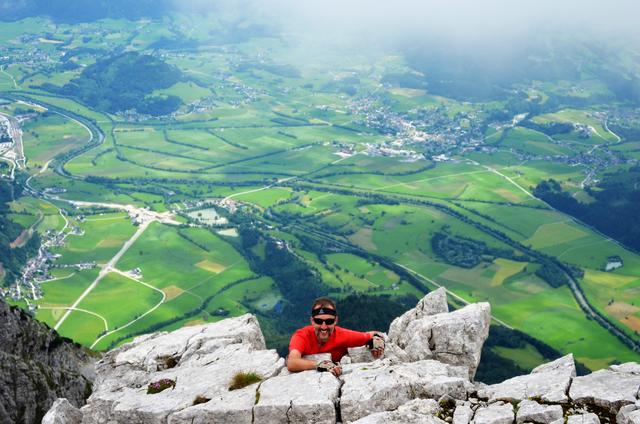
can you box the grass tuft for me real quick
[229,371,262,391]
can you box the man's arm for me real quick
[286,349,317,372]
[287,350,342,376]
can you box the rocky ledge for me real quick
[44,288,640,424]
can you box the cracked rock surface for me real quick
[478,354,576,403]
[42,291,640,424]
[340,359,471,422]
[569,367,640,413]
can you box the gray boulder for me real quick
[42,398,83,424]
[352,411,447,424]
[569,367,640,413]
[611,363,640,374]
[516,399,563,424]
[388,287,449,340]
[618,405,640,424]
[567,413,601,424]
[254,371,341,424]
[391,300,491,379]
[453,403,474,424]
[478,354,576,403]
[341,359,471,422]
[472,402,514,424]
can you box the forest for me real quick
[45,52,182,116]
[534,174,640,252]
[0,178,40,286]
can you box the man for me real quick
[287,297,385,377]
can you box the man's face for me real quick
[311,313,337,344]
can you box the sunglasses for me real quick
[313,318,336,325]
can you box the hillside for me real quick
[0,298,95,423]
[45,52,182,116]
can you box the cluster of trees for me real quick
[336,294,417,332]
[263,239,328,322]
[431,232,489,268]
[520,120,573,136]
[534,175,640,252]
[44,52,182,116]
[0,178,40,286]
[430,231,517,269]
[534,260,568,288]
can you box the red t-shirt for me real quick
[289,325,372,362]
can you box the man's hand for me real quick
[366,332,385,359]
[316,360,342,376]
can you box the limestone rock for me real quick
[80,314,284,423]
[352,411,447,424]
[398,398,441,415]
[611,363,640,375]
[348,346,375,363]
[304,353,333,363]
[254,371,340,424]
[472,402,514,424]
[516,399,563,424]
[346,337,408,364]
[341,359,471,422]
[618,405,640,424]
[453,403,474,424]
[167,385,257,424]
[569,367,640,413]
[391,302,491,379]
[42,398,83,424]
[567,413,601,424]
[478,354,576,403]
[388,287,449,341]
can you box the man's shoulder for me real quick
[334,325,360,333]
[334,326,371,342]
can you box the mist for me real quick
[174,0,640,49]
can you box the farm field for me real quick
[51,212,137,265]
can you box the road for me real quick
[222,176,297,203]
[54,219,152,331]
[89,268,166,349]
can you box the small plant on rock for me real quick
[147,378,176,394]
[229,371,262,391]
[193,395,211,405]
